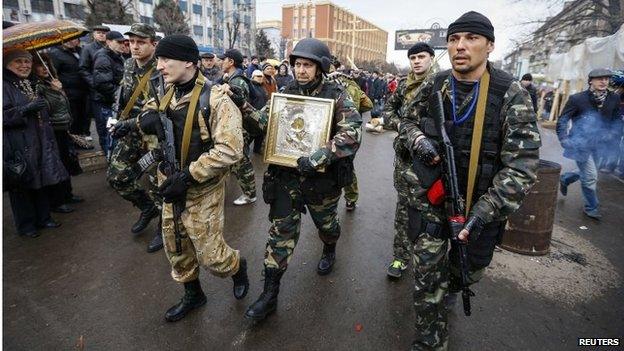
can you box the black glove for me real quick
[139,111,164,140]
[462,216,485,242]
[111,118,137,139]
[413,137,440,165]
[20,98,47,115]
[297,156,316,176]
[229,85,246,107]
[159,168,194,203]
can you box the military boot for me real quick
[164,279,207,322]
[232,257,249,299]
[317,243,336,276]
[131,193,159,234]
[244,268,284,321]
[146,218,163,253]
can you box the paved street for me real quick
[3,127,623,350]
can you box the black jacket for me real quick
[525,83,538,112]
[49,45,88,100]
[3,70,68,190]
[92,47,125,104]
[250,81,268,109]
[78,40,105,91]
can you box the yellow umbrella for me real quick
[266,58,281,67]
[3,20,89,52]
[3,20,88,78]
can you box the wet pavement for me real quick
[3,127,623,350]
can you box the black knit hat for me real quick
[407,42,435,57]
[155,35,199,63]
[447,11,495,42]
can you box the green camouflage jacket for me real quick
[118,56,159,120]
[383,70,430,131]
[327,72,373,113]
[398,65,541,223]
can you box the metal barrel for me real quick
[500,159,562,256]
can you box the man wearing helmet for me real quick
[242,38,363,321]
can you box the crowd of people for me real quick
[3,10,623,350]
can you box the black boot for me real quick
[232,257,249,299]
[165,279,207,322]
[244,268,284,321]
[317,243,336,276]
[131,193,158,234]
[146,218,164,253]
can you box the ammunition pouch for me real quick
[406,207,445,242]
[262,169,278,205]
[450,220,506,270]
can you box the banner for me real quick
[395,28,447,50]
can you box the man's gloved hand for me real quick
[139,111,164,140]
[297,156,317,176]
[229,85,246,107]
[457,216,485,242]
[111,118,136,139]
[106,117,118,130]
[159,168,194,203]
[413,136,440,165]
[20,98,47,115]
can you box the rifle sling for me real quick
[120,67,154,120]
[465,70,490,217]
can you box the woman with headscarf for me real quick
[33,53,83,213]
[3,49,68,237]
[275,62,293,90]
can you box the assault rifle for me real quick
[149,74,183,254]
[431,91,475,316]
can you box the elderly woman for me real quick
[3,49,68,237]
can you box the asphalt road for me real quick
[3,127,623,350]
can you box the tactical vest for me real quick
[167,84,214,166]
[428,68,513,204]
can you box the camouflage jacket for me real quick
[242,77,362,168]
[327,72,373,113]
[118,56,159,120]
[398,65,541,224]
[383,70,430,131]
[141,72,244,185]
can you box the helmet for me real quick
[611,69,624,88]
[289,38,332,73]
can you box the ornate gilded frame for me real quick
[263,93,335,169]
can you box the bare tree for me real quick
[154,0,189,36]
[85,0,133,28]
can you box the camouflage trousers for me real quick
[343,171,358,203]
[393,155,411,263]
[160,175,241,283]
[263,172,341,270]
[107,133,161,208]
[409,206,485,351]
[231,142,256,198]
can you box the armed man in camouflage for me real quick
[399,12,541,350]
[136,35,249,322]
[218,49,258,206]
[326,56,373,211]
[384,42,436,279]
[241,38,362,321]
[107,24,163,252]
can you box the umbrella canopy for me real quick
[266,58,281,67]
[3,20,89,52]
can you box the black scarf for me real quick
[175,70,199,99]
[292,75,323,96]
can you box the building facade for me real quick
[502,43,533,78]
[2,0,256,55]
[281,1,387,65]
[257,20,282,59]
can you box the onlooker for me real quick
[33,54,83,213]
[387,74,398,94]
[557,68,621,219]
[275,62,293,90]
[261,62,278,97]
[610,70,624,178]
[3,49,68,237]
[78,25,110,139]
[250,70,268,109]
[92,31,126,155]
[521,73,538,112]
[49,38,91,148]
[245,55,259,78]
[200,52,223,83]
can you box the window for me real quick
[31,0,54,14]
[139,0,153,3]
[192,4,202,14]
[194,25,203,37]
[4,0,19,9]
[140,16,153,25]
[179,0,188,12]
[207,28,213,38]
[293,28,297,38]
[64,3,85,20]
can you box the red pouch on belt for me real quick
[427,179,445,206]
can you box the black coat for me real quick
[250,81,268,109]
[78,40,105,91]
[3,70,69,190]
[556,89,621,162]
[92,47,125,104]
[49,45,88,100]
